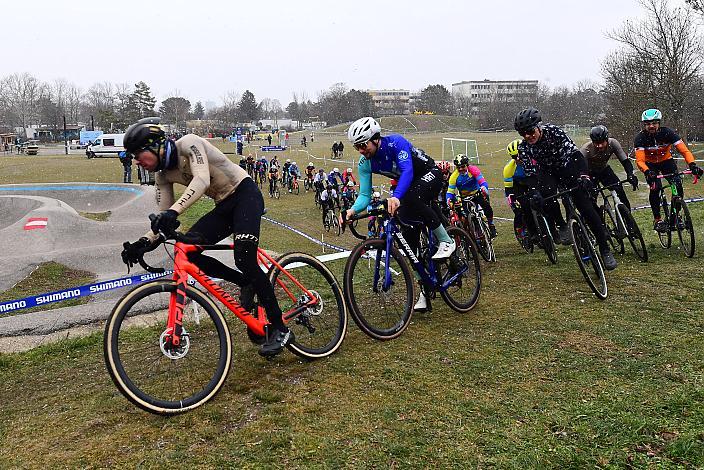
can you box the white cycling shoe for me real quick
[414,292,428,312]
[431,240,456,260]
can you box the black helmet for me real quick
[124,117,166,154]
[514,107,542,133]
[589,125,608,143]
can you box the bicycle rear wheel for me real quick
[268,252,347,359]
[104,280,232,415]
[439,226,482,312]
[618,205,648,262]
[658,197,672,248]
[471,217,493,262]
[343,238,414,340]
[674,199,695,258]
[601,204,624,254]
[568,218,607,299]
[514,217,533,253]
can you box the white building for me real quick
[452,79,539,116]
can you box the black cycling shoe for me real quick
[600,248,618,271]
[259,327,294,358]
[654,219,668,233]
[239,283,256,312]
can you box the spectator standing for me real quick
[119,151,133,183]
[302,135,307,147]
[236,140,243,156]
[332,141,339,159]
[267,134,272,146]
[338,141,344,159]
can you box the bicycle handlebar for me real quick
[654,169,699,184]
[341,200,389,240]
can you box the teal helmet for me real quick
[641,108,662,122]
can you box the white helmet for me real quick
[347,181,354,187]
[292,161,297,165]
[308,162,313,166]
[286,159,290,163]
[346,168,352,172]
[348,117,381,145]
[372,191,381,199]
[333,167,339,173]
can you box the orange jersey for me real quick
[633,127,695,172]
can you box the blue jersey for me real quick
[352,134,435,213]
[327,171,343,186]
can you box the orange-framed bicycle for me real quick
[104,222,347,415]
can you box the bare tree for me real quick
[1,73,41,137]
[604,0,703,137]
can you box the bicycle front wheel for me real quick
[269,252,347,359]
[104,280,232,415]
[674,199,695,258]
[568,218,607,299]
[343,238,414,340]
[658,197,672,248]
[618,205,647,262]
[439,226,482,312]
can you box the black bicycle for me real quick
[595,179,647,262]
[514,191,558,264]
[651,169,698,258]
[547,185,607,299]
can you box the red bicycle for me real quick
[104,222,347,415]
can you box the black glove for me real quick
[627,173,639,191]
[689,162,703,177]
[529,191,544,210]
[578,175,596,198]
[645,170,658,185]
[150,209,180,235]
[121,237,153,268]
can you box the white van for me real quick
[86,133,125,158]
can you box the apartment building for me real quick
[367,89,412,116]
[451,79,539,116]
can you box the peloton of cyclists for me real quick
[634,108,703,232]
[514,107,618,270]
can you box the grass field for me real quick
[1,121,704,467]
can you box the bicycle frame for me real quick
[596,180,629,237]
[164,242,318,347]
[375,216,467,294]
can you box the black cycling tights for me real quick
[539,160,609,251]
[646,159,682,218]
[186,178,284,330]
[396,167,444,254]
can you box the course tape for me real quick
[0,215,348,316]
[0,270,172,315]
[262,215,348,253]
[632,196,704,211]
[0,185,143,194]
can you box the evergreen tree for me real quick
[237,90,259,122]
[192,101,205,120]
[132,81,156,118]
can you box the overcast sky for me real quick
[3,0,686,107]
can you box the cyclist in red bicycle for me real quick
[634,108,703,232]
[120,117,292,357]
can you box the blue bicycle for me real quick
[342,200,481,340]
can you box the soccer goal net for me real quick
[441,138,479,164]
